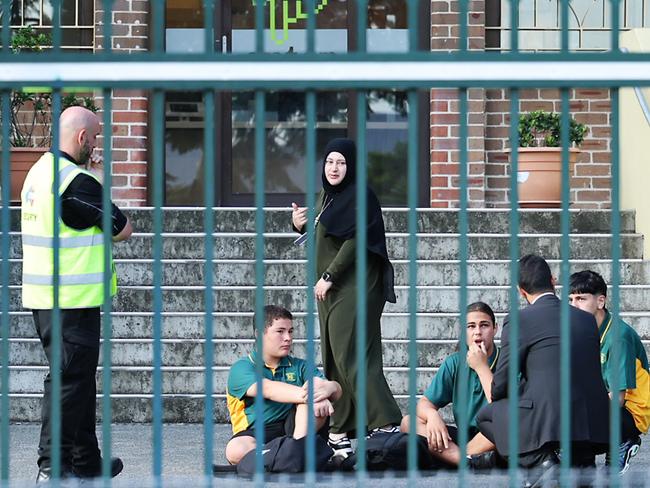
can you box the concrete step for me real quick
[8,310,650,340]
[8,259,650,287]
[7,339,458,368]
[5,207,638,234]
[8,338,650,369]
[8,285,650,313]
[6,232,645,260]
[5,394,425,423]
[7,366,436,396]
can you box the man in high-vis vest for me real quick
[21,106,132,483]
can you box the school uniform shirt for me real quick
[599,310,650,433]
[423,346,500,431]
[226,352,324,435]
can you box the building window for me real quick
[8,0,94,51]
[486,0,650,51]
[163,0,429,207]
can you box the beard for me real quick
[78,140,92,165]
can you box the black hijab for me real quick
[319,138,396,303]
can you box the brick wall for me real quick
[430,0,487,208]
[95,0,149,207]
[484,89,612,209]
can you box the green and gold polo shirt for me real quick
[599,310,650,433]
[226,351,324,435]
[423,346,500,431]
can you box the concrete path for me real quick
[3,424,649,487]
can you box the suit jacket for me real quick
[481,294,609,455]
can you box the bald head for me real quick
[59,106,100,165]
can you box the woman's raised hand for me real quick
[291,202,307,231]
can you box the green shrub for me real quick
[518,110,587,148]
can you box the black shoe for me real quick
[35,466,76,484]
[73,457,124,479]
[468,451,498,471]
[523,452,560,488]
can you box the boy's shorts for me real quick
[231,406,329,442]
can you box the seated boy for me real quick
[401,302,500,468]
[225,305,342,465]
[569,270,650,473]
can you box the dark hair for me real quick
[467,301,496,326]
[518,254,554,294]
[254,305,293,335]
[569,270,607,297]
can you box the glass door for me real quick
[163,0,428,207]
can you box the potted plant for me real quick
[3,27,98,203]
[507,110,588,208]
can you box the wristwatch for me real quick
[321,272,332,282]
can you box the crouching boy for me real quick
[225,305,342,465]
[569,270,650,473]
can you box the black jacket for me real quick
[480,294,610,455]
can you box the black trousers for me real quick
[33,308,102,471]
[621,406,641,442]
[477,414,598,468]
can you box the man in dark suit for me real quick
[476,254,609,484]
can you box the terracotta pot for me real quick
[10,147,47,203]
[506,147,579,208]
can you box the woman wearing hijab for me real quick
[291,138,402,460]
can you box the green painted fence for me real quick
[0,0,645,486]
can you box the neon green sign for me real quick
[255,0,329,46]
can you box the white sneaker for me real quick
[328,435,353,459]
[367,425,400,437]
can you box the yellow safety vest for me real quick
[21,152,117,309]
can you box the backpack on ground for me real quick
[365,432,436,471]
[236,435,334,477]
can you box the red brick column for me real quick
[430,0,486,208]
[95,0,149,207]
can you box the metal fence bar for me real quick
[6,63,650,90]
[510,0,519,53]
[304,89,317,481]
[560,0,569,52]
[50,88,62,483]
[406,0,419,477]
[507,87,520,488]
[202,2,216,483]
[456,88,470,483]
[306,0,315,54]
[103,0,113,55]
[608,88,623,488]
[406,89,419,478]
[559,87,572,484]
[255,0,264,54]
[151,4,165,486]
[355,90,368,480]
[355,3,368,483]
[304,0,317,480]
[253,90,266,483]
[609,2,622,485]
[459,0,468,54]
[356,0,367,52]
[52,0,61,54]
[101,3,115,485]
[202,88,215,485]
[1,0,9,52]
[151,90,164,488]
[0,90,10,486]
[100,88,114,486]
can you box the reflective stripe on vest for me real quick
[22,234,105,248]
[51,163,79,193]
[23,272,106,286]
